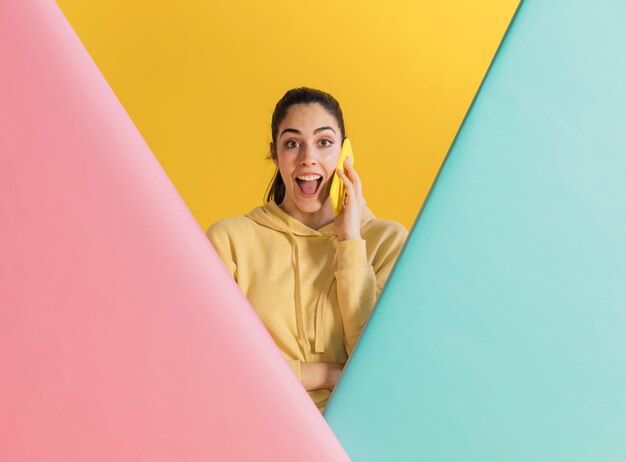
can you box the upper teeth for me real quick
[297,174,321,181]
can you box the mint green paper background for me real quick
[324,1,626,460]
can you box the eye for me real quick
[285,139,300,149]
[319,138,333,147]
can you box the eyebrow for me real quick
[279,126,336,138]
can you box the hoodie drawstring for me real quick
[287,232,335,357]
[314,254,337,354]
[287,232,312,360]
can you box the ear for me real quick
[270,142,278,165]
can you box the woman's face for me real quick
[272,103,342,218]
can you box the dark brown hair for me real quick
[265,87,346,204]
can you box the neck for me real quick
[278,198,335,231]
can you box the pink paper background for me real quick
[0,0,348,460]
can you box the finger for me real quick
[343,156,355,179]
[337,168,355,194]
[336,169,356,203]
[343,157,363,197]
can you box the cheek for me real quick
[324,154,341,177]
[276,155,295,183]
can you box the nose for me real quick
[299,142,319,166]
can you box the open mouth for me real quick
[295,174,323,196]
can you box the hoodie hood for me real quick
[246,200,375,236]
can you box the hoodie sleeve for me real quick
[208,219,303,381]
[335,223,407,355]
[206,222,237,280]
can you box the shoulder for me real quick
[205,215,258,247]
[206,215,254,236]
[361,215,408,270]
[362,216,408,244]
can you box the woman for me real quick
[207,87,407,411]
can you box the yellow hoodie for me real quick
[206,201,407,410]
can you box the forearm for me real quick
[335,239,378,355]
[300,362,344,391]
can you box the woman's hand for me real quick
[301,362,344,391]
[334,156,366,241]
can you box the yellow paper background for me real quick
[57,0,518,230]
